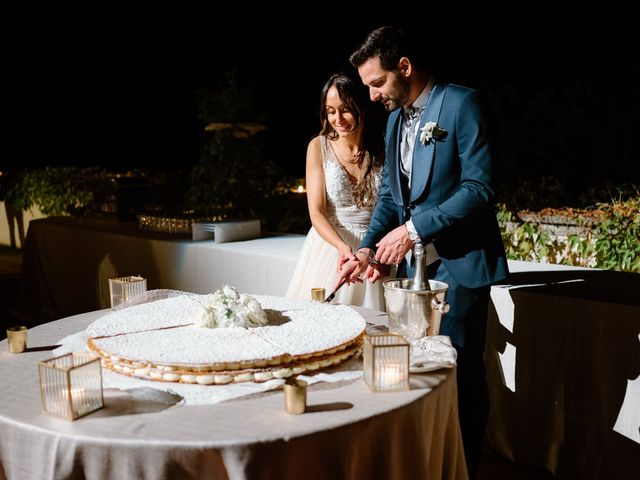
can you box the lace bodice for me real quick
[320,136,382,233]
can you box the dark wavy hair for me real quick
[318,73,385,159]
[317,73,386,207]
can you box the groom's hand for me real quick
[364,263,386,283]
[375,225,413,265]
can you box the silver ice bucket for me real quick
[383,278,450,340]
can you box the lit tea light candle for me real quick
[43,387,87,418]
[39,352,104,420]
[377,363,407,390]
[363,333,410,392]
[109,275,147,309]
[69,387,87,414]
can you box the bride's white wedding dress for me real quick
[286,136,386,311]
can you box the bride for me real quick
[286,73,388,310]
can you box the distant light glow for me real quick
[289,179,306,193]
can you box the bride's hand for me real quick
[336,254,367,288]
[336,244,356,273]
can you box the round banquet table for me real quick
[0,307,468,480]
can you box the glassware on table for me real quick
[6,326,27,353]
[363,333,410,392]
[311,288,325,302]
[108,275,147,309]
[284,378,307,414]
[39,352,104,420]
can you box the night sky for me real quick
[6,4,640,190]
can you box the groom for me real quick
[338,26,509,476]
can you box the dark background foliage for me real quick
[5,3,640,210]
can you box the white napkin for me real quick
[409,335,457,372]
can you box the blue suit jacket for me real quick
[361,83,508,289]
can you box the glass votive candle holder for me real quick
[311,288,325,302]
[6,326,28,353]
[363,333,410,393]
[284,378,307,414]
[108,275,147,309]
[39,352,104,420]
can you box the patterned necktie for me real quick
[404,106,420,124]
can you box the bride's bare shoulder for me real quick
[308,135,322,147]
[307,135,324,154]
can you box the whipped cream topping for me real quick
[194,285,267,329]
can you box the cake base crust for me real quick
[86,293,366,384]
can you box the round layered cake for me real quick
[86,290,366,385]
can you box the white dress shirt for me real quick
[400,81,435,182]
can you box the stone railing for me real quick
[499,211,600,268]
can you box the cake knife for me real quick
[324,278,346,303]
[325,252,379,303]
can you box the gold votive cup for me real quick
[311,288,325,302]
[39,352,104,420]
[284,378,307,414]
[6,326,27,353]
[363,333,410,393]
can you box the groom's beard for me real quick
[382,74,412,112]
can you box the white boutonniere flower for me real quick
[420,122,447,145]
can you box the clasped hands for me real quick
[335,224,413,288]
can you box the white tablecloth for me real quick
[0,307,468,480]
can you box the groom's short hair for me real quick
[349,26,422,72]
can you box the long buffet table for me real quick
[18,216,640,479]
[0,306,467,480]
[21,217,304,318]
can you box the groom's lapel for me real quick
[410,83,448,203]
[386,110,405,206]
